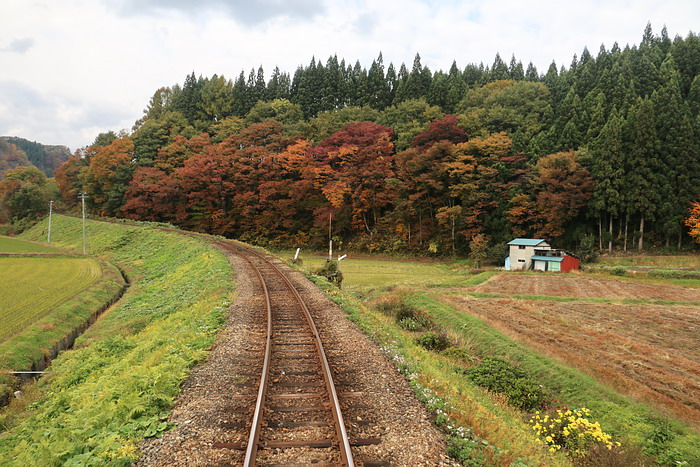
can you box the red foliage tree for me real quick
[310,122,396,236]
[121,167,178,222]
[411,114,467,149]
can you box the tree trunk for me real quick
[638,216,644,251]
[678,229,682,250]
[451,217,456,256]
[418,208,423,245]
[598,217,603,250]
[618,217,623,241]
[608,215,613,254]
[624,216,628,251]
[362,212,372,235]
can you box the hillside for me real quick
[0,216,233,465]
[51,24,700,256]
[0,137,71,178]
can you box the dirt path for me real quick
[138,245,457,466]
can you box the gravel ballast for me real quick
[139,245,458,466]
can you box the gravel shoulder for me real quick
[139,245,457,466]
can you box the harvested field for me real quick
[440,294,700,429]
[469,273,700,302]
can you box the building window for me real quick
[518,245,526,249]
[518,259,525,263]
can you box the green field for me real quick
[0,236,59,254]
[595,254,700,268]
[278,250,481,293]
[0,257,101,342]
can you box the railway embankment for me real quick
[0,215,233,465]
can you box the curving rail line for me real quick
[221,242,354,466]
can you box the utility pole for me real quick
[328,212,333,260]
[79,193,88,254]
[47,200,54,243]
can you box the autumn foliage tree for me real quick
[0,166,55,224]
[687,201,700,243]
[529,151,594,239]
[47,27,700,252]
[310,122,396,238]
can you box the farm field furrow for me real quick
[440,294,700,429]
[0,257,102,342]
[469,273,700,301]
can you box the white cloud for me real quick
[0,0,698,152]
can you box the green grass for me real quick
[278,249,492,294]
[0,215,233,465]
[595,255,700,269]
[0,236,60,253]
[304,273,570,466]
[0,257,102,342]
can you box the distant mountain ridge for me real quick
[0,136,71,178]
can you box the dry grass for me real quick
[469,273,700,301]
[440,294,700,430]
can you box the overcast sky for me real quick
[1,0,698,152]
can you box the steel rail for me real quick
[237,245,354,467]
[237,250,273,467]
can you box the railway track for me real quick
[215,242,354,466]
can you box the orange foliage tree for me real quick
[686,201,700,243]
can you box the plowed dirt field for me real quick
[469,273,700,302]
[441,293,700,428]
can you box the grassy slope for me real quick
[0,216,233,466]
[293,253,700,465]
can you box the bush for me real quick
[465,357,546,411]
[577,234,599,264]
[446,435,486,466]
[373,294,418,321]
[609,266,627,276]
[648,269,700,280]
[530,408,621,459]
[416,332,452,352]
[643,417,687,466]
[399,317,422,331]
[315,259,343,287]
[441,346,474,364]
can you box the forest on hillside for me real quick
[2,24,700,257]
[0,137,71,178]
